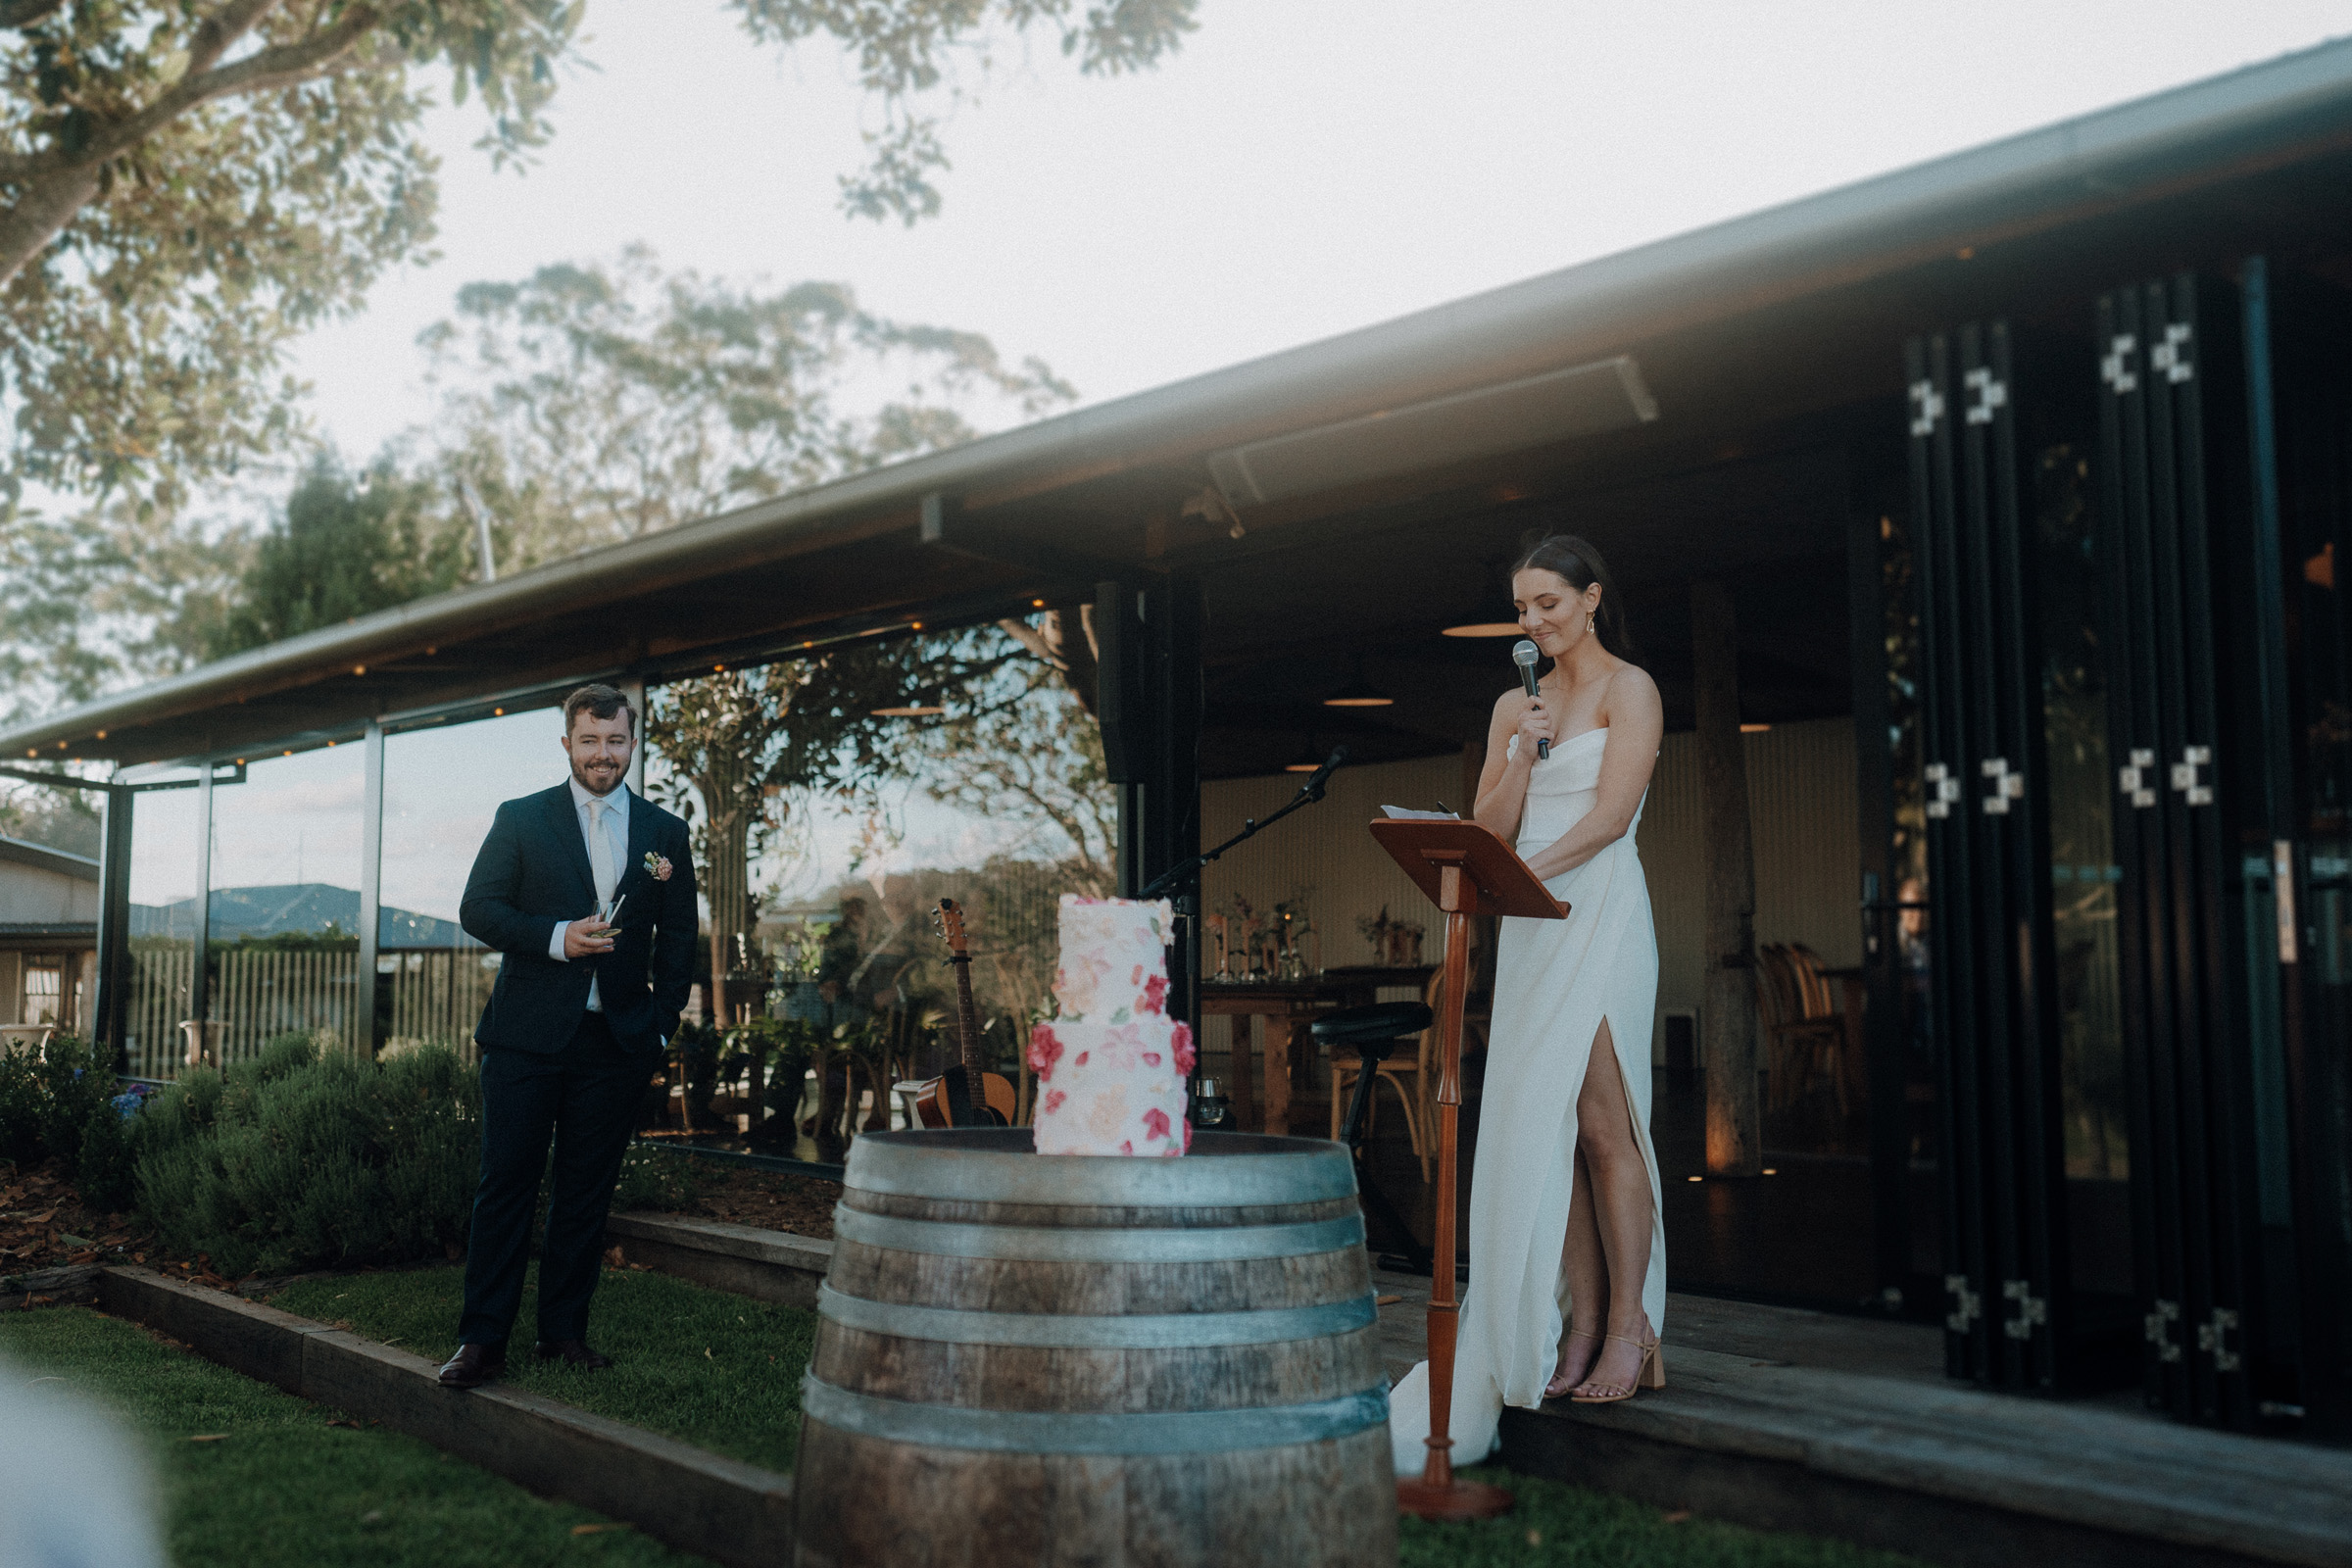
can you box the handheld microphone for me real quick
[1302,744,1349,799]
[1512,640,1549,760]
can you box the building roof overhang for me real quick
[0,835,101,881]
[11,33,2352,769]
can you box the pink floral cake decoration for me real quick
[1029,895,1190,1156]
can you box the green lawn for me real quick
[0,1268,1935,1568]
[0,1306,694,1568]
[273,1262,1925,1568]
[1400,1470,1930,1568]
[274,1263,815,1473]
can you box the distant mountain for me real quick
[130,884,468,948]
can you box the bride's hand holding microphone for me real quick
[1514,696,1556,761]
[1512,638,1552,760]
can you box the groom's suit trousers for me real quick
[459,1012,643,1346]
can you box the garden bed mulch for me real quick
[0,1158,227,1302]
[651,1163,840,1241]
[1,1157,425,1306]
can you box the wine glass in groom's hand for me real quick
[562,902,619,959]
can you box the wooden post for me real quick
[1691,580,1762,1178]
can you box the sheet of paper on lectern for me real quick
[1380,805,1459,820]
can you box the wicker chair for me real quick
[1754,944,1842,1111]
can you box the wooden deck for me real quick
[1372,1270,2352,1568]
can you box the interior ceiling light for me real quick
[1740,723,1773,734]
[1322,656,1394,709]
[872,705,948,718]
[1441,622,1523,638]
[1284,739,1326,773]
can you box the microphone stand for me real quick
[1140,750,1348,1120]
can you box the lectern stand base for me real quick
[1396,1476,1514,1522]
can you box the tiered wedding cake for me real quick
[1028,895,1193,1155]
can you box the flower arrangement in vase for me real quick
[1273,892,1317,981]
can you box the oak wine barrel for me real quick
[793,1128,1396,1567]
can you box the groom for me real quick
[437,683,698,1388]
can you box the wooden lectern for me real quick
[1369,818,1569,1522]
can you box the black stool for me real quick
[1313,1001,1435,1275]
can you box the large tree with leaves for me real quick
[209,457,471,655]
[416,244,1073,569]
[0,493,243,724]
[0,0,1194,508]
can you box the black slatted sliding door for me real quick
[2098,270,2301,1430]
[1906,323,2070,1390]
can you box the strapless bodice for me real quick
[1506,728,1641,863]
[1508,726,1607,794]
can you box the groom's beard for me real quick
[571,754,625,797]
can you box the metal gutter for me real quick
[9,33,2352,759]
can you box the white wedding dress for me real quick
[1388,725,1664,1475]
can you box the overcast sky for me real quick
[294,1,2352,466]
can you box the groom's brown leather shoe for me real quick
[535,1339,612,1370]
[437,1343,506,1388]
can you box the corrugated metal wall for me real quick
[1198,716,1861,1062]
[1642,717,1863,1029]
[1200,752,1468,976]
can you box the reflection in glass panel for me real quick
[2034,441,2128,1184]
[381,707,569,1057]
[207,745,367,1062]
[1879,509,1941,1277]
[125,775,202,1078]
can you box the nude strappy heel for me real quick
[1569,1330,1664,1403]
[1544,1328,1602,1399]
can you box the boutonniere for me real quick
[643,852,673,881]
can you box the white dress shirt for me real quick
[548,776,630,1011]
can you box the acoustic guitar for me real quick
[911,898,1017,1127]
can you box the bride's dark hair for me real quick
[1513,532,1633,655]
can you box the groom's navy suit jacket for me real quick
[459,783,698,1054]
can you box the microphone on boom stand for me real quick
[1300,744,1348,800]
[1512,639,1549,760]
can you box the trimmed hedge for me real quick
[133,1035,480,1278]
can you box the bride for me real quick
[1388,533,1665,1476]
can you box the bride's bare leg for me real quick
[1546,1149,1605,1396]
[1570,1019,1658,1397]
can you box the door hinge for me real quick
[1908,378,1944,437]
[2002,1278,2048,1340]
[2145,1298,2182,1362]
[2170,745,2214,808]
[2100,333,2139,394]
[1944,1273,1982,1333]
[2118,748,2157,808]
[1981,757,2024,814]
[1963,367,2009,424]
[2150,322,2194,384]
[2196,1307,2242,1373]
[1926,762,1960,819]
